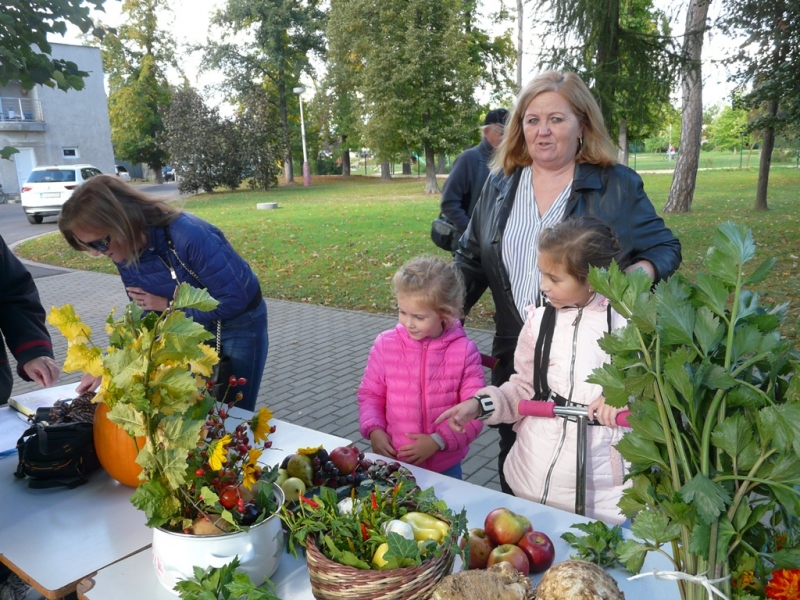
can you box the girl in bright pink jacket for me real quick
[358,257,486,479]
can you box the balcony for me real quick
[0,97,45,131]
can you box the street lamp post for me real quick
[293,86,311,186]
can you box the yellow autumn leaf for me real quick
[188,344,218,377]
[63,343,104,376]
[47,305,92,345]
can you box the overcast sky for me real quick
[59,0,739,110]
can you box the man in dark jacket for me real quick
[0,234,59,404]
[439,108,508,238]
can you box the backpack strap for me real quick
[533,304,557,400]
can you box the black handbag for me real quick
[14,397,100,489]
[430,214,461,252]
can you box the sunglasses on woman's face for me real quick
[80,234,112,252]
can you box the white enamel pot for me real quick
[151,486,284,595]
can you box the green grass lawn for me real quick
[16,169,800,344]
[628,149,791,172]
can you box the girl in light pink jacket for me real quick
[438,218,631,522]
[358,257,486,479]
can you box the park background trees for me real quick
[100,0,176,181]
[10,0,799,211]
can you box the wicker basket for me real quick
[305,535,455,600]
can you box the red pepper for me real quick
[371,491,378,511]
[299,495,319,509]
[361,522,369,541]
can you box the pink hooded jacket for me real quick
[358,321,485,473]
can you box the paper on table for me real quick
[8,383,79,417]
[0,406,29,457]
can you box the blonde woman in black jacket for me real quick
[456,71,681,494]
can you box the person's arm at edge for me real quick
[625,170,682,282]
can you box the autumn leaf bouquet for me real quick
[47,283,280,534]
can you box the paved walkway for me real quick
[10,265,503,491]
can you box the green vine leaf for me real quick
[173,282,220,312]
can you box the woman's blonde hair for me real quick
[492,71,618,175]
[59,175,180,265]
[392,256,465,322]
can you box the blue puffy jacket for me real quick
[117,213,261,326]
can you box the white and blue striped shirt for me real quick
[502,166,572,318]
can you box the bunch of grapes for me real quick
[365,459,415,486]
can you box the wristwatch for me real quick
[475,394,495,419]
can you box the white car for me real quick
[20,164,103,224]
[115,165,131,182]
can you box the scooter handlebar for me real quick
[518,400,631,427]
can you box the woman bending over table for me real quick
[58,175,267,411]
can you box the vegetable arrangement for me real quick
[280,476,467,570]
[584,223,800,599]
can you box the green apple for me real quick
[276,468,289,487]
[280,476,306,504]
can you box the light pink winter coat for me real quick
[358,322,485,473]
[482,294,631,524]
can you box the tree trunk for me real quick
[402,161,411,175]
[755,100,778,211]
[381,159,391,180]
[516,0,523,90]
[664,0,710,213]
[278,76,294,184]
[617,118,629,166]
[341,147,350,177]
[424,145,439,193]
[437,153,446,174]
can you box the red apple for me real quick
[487,543,530,576]
[484,507,532,546]
[459,528,495,569]
[517,530,555,573]
[329,446,360,475]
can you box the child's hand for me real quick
[588,396,624,428]
[434,397,481,432]
[397,434,438,465]
[369,429,397,458]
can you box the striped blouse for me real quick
[502,165,572,318]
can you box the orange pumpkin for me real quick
[94,402,145,487]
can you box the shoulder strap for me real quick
[163,227,221,353]
[533,304,557,400]
[163,226,205,288]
